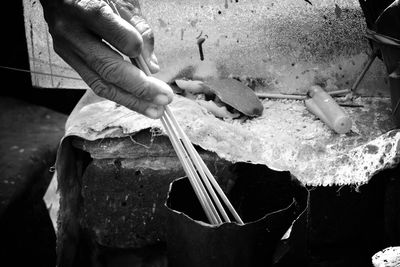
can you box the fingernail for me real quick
[145,106,162,119]
[149,54,160,73]
[151,53,159,65]
[154,94,170,105]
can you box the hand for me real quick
[39,0,173,119]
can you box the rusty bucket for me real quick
[165,162,308,267]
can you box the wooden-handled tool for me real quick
[305,85,352,134]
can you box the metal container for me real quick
[165,162,308,267]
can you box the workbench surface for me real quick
[62,90,399,187]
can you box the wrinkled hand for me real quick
[39,0,173,119]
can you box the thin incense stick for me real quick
[134,53,243,225]
[107,2,244,225]
[160,116,218,224]
[164,108,230,223]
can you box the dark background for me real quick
[0,0,85,115]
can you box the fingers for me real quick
[139,25,160,74]
[70,0,159,73]
[71,0,143,58]
[62,28,173,105]
[54,43,166,119]
[108,0,159,73]
[111,85,166,119]
[120,6,159,73]
[44,0,171,118]
[43,0,160,74]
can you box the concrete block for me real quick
[74,131,231,248]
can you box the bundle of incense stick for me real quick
[106,1,243,225]
[135,55,244,225]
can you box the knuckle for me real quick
[44,2,76,39]
[131,17,148,32]
[134,79,150,99]
[94,57,120,82]
[73,0,111,18]
[115,30,142,57]
[50,18,68,38]
[107,86,118,101]
[125,97,141,111]
[142,29,155,47]
[89,79,106,96]
[96,2,113,17]
[125,39,143,58]
[86,0,111,18]
[90,79,114,99]
[62,0,75,6]
[89,80,107,97]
